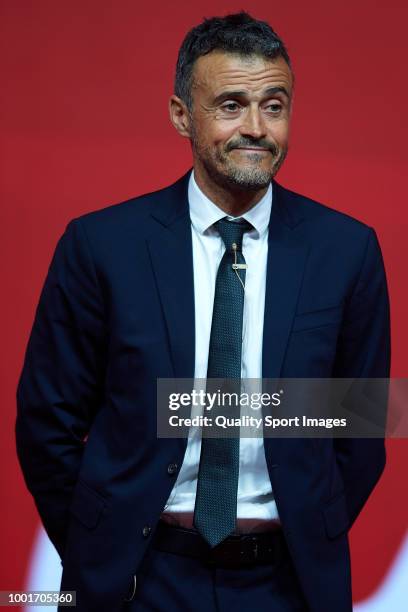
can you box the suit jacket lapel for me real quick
[262,180,310,467]
[146,172,195,380]
[262,180,310,379]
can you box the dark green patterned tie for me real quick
[193,217,252,547]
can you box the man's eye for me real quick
[221,102,241,112]
[265,103,282,113]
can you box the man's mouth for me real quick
[233,147,270,152]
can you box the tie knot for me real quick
[214,217,253,252]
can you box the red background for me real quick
[1,0,407,603]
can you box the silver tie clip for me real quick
[231,242,247,291]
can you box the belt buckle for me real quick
[206,535,260,567]
[243,535,260,564]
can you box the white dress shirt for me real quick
[162,170,280,525]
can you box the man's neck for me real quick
[193,165,269,217]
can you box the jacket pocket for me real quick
[69,479,107,529]
[321,491,350,539]
[292,303,343,333]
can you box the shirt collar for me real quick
[188,169,272,238]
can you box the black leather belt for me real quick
[152,520,289,567]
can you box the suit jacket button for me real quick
[167,463,178,475]
[142,526,151,538]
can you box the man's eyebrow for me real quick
[263,86,290,99]
[212,86,290,105]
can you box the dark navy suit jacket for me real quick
[16,170,391,611]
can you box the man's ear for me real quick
[169,95,192,138]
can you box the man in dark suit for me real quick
[15,12,390,612]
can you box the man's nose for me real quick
[239,105,267,140]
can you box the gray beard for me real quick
[202,149,288,192]
[220,162,274,190]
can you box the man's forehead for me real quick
[192,51,293,96]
